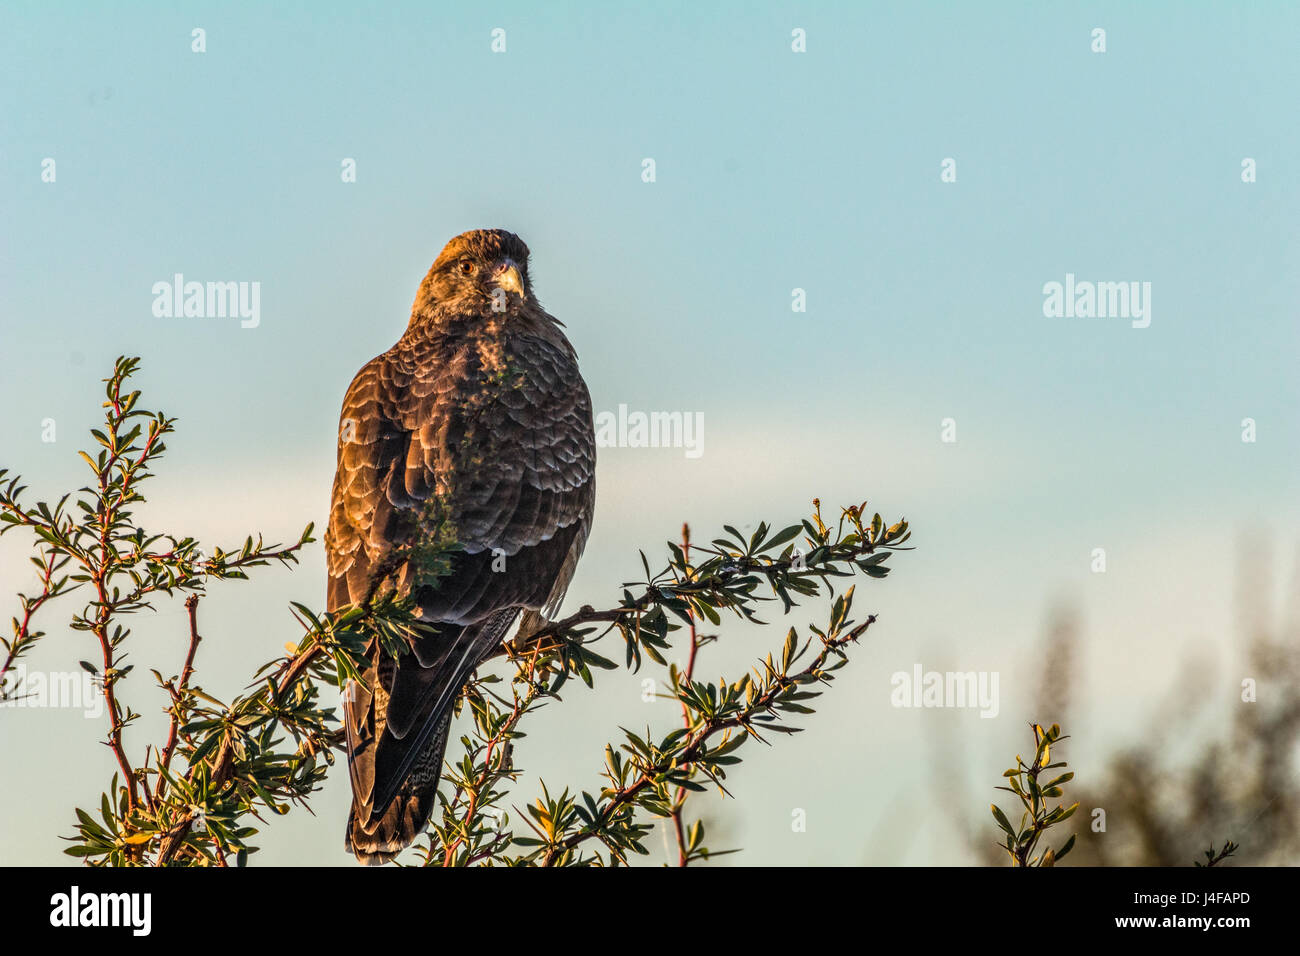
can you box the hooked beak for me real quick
[494,259,524,296]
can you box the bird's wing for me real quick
[326,327,595,820]
[325,353,408,611]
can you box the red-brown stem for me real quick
[671,523,698,867]
[93,591,138,812]
[440,659,545,866]
[155,595,202,803]
[91,405,163,817]
[0,548,58,690]
[678,524,699,726]
[441,711,508,866]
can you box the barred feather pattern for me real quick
[325,230,595,864]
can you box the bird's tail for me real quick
[344,712,450,866]
[341,609,520,865]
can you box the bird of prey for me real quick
[325,229,595,864]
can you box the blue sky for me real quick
[2,2,1297,865]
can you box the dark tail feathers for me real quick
[344,713,449,865]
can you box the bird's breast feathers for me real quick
[325,310,594,610]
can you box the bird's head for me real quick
[414,229,534,319]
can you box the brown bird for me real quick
[325,229,595,864]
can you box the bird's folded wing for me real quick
[328,328,595,821]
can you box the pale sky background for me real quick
[1,2,1297,866]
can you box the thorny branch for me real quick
[4,357,912,867]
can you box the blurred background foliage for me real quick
[948,540,1299,866]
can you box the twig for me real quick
[0,548,60,692]
[542,612,877,865]
[671,522,698,867]
[155,595,203,803]
[438,675,543,866]
[494,528,893,664]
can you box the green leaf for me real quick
[1054,833,1076,862]
[762,525,802,554]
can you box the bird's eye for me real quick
[457,259,475,276]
